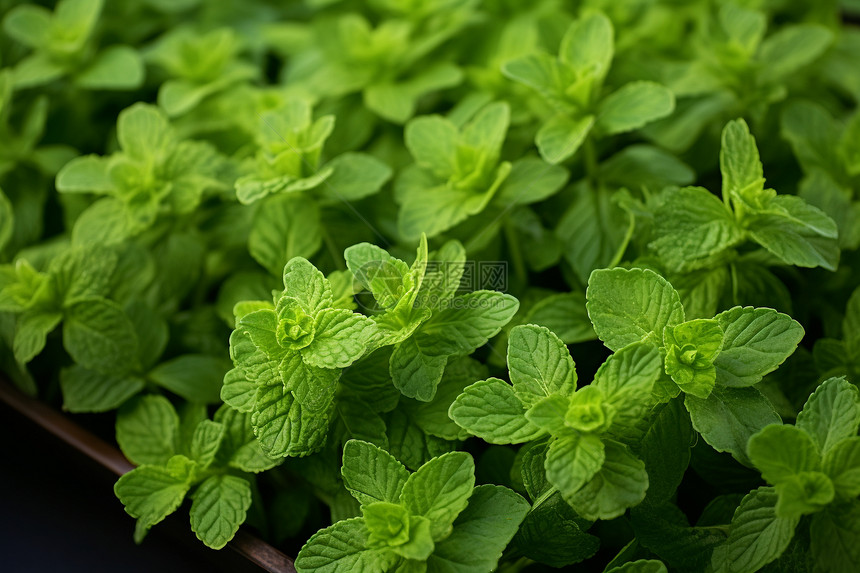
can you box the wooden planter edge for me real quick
[0,376,297,573]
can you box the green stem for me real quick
[503,220,527,288]
[583,137,598,184]
[497,557,533,573]
[321,225,346,270]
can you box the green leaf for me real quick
[280,352,339,412]
[758,25,833,81]
[546,433,606,503]
[53,0,102,43]
[189,475,252,550]
[461,101,509,157]
[494,157,569,206]
[251,382,329,457]
[60,365,145,413]
[501,52,572,100]
[780,100,844,176]
[607,560,668,573]
[535,114,595,164]
[511,491,600,567]
[567,440,648,521]
[390,516,435,562]
[71,198,132,246]
[557,185,633,285]
[55,156,112,194]
[809,502,860,573]
[586,267,684,352]
[149,354,230,404]
[188,420,225,469]
[116,395,179,466]
[663,319,723,399]
[397,167,509,240]
[524,394,569,435]
[630,502,725,571]
[238,309,282,358]
[408,357,480,441]
[75,45,144,90]
[390,337,448,402]
[746,195,840,270]
[711,487,798,573]
[63,297,138,375]
[303,308,376,369]
[774,471,834,518]
[823,437,860,499]
[12,53,65,88]
[559,11,614,82]
[650,187,743,270]
[49,245,118,304]
[400,451,475,541]
[362,501,412,548]
[405,115,459,178]
[747,424,822,483]
[13,310,63,364]
[345,242,411,311]
[686,386,780,466]
[597,82,674,135]
[524,291,596,344]
[797,376,860,454]
[117,103,173,162]
[507,324,576,407]
[114,465,191,544]
[449,378,543,444]
[720,119,764,204]
[222,355,266,413]
[639,399,692,505]
[416,291,519,355]
[214,406,279,473]
[282,257,333,316]
[712,307,804,388]
[341,439,410,507]
[3,4,51,47]
[295,517,397,573]
[592,341,663,441]
[426,484,530,573]
[249,196,322,277]
[719,3,766,55]
[599,145,695,191]
[320,152,392,201]
[0,188,12,252]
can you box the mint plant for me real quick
[294,440,529,573]
[0,1,857,571]
[451,324,661,520]
[502,11,675,164]
[222,257,377,457]
[287,10,469,123]
[345,237,518,401]
[644,2,833,152]
[397,100,569,242]
[712,377,860,573]
[3,0,144,90]
[114,395,278,549]
[649,119,839,274]
[55,103,229,245]
[146,27,257,117]
[586,266,804,464]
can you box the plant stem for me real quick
[321,226,346,270]
[583,137,598,184]
[504,219,527,288]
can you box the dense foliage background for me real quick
[1,0,859,571]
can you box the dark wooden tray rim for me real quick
[0,376,296,573]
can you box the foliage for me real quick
[0,1,858,572]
